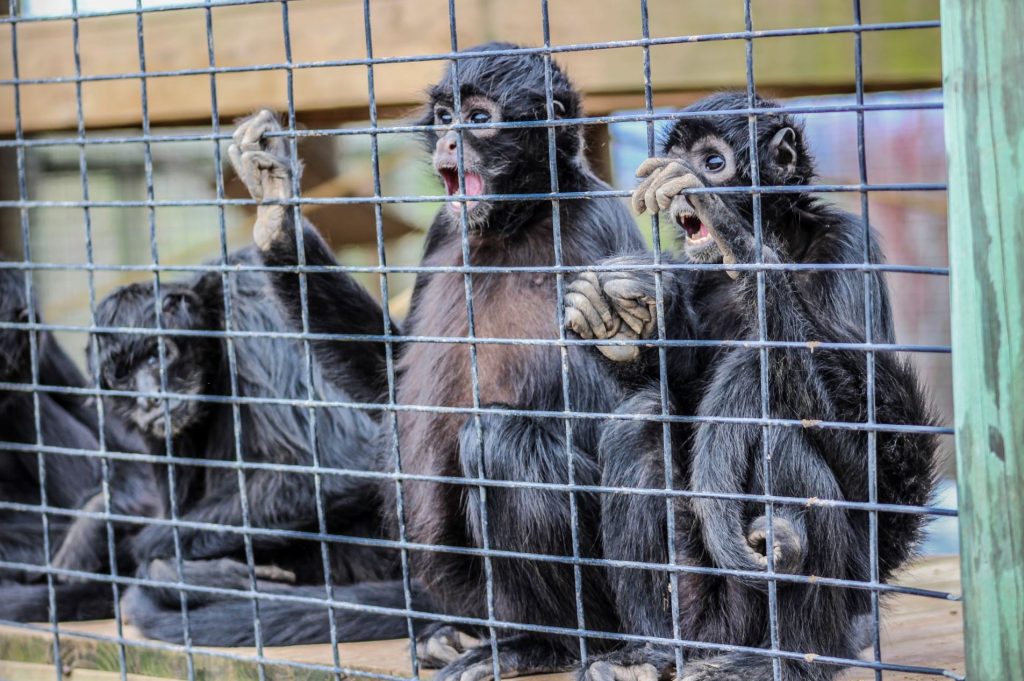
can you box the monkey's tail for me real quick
[694,500,779,591]
[123,580,430,646]
[0,581,116,622]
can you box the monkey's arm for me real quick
[564,253,698,379]
[679,192,936,580]
[262,219,399,404]
[130,467,376,561]
[228,110,398,404]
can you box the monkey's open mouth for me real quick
[438,167,484,211]
[675,208,710,243]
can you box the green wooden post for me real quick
[941,2,1024,679]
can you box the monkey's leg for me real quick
[0,514,52,583]
[598,390,681,639]
[676,579,863,681]
[576,390,686,681]
[51,493,107,580]
[431,407,615,681]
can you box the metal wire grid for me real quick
[0,2,957,681]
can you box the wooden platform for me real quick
[0,556,963,681]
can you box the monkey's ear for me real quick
[161,291,194,318]
[552,99,567,119]
[769,127,799,179]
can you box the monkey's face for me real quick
[659,99,810,264]
[429,95,504,228]
[422,46,583,235]
[0,271,31,382]
[662,133,741,264]
[97,334,211,440]
[93,284,216,441]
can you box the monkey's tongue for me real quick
[681,215,710,241]
[446,171,484,211]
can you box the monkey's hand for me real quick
[228,109,297,250]
[565,264,658,363]
[566,272,631,362]
[632,157,702,216]
[50,494,106,581]
[634,158,747,278]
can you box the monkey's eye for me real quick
[435,108,454,126]
[704,154,726,172]
[107,359,131,383]
[468,110,491,125]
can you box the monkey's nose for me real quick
[137,395,158,411]
[447,139,457,151]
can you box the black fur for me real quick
[245,43,644,677]
[574,93,938,680]
[94,249,411,645]
[0,266,157,623]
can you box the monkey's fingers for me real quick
[565,305,596,340]
[617,304,654,337]
[655,174,703,212]
[243,151,293,201]
[631,165,666,214]
[635,156,677,178]
[643,162,689,217]
[602,275,653,307]
[567,273,615,333]
[596,329,642,363]
[700,220,742,280]
[253,564,297,583]
[233,109,285,156]
[565,292,617,340]
[228,144,266,201]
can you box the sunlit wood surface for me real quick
[0,555,962,680]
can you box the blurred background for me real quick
[0,0,955,549]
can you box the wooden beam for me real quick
[941,1,1024,680]
[0,0,939,134]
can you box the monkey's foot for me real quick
[578,644,674,681]
[227,109,295,250]
[149,558,296,591]
[433,635,571,681]
[415,624,485,668]
[678,656,780,681]
[745,515,805,574]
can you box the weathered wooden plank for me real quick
[0,556,962,681]
[941,1,1024,680]
[0,0,939,134]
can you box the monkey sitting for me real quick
[564,92,936,681]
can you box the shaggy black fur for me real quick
[566,93,938,681]
[95,249,418,645]
[230,42,644,677]
[0,266,158,622]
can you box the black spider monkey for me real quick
[564,93,937,681]
[95,249,421,646]
[228,42,644,678]
[0,266,158,622]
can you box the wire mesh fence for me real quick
[0,2,958,681]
